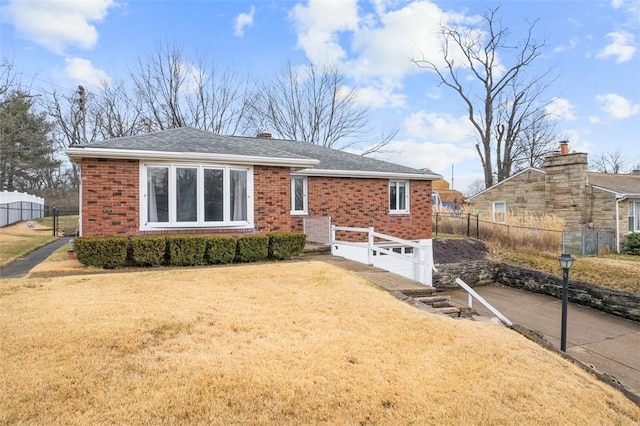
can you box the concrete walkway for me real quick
[0,237,72,278]
[440,285,640,399]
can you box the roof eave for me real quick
[65,147,319,168]
[292,168,442,180]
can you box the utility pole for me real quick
[77,85,86,144]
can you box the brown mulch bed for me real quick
[433,238,489,264]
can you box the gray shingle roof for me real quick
[72,127,437,177]
[587,172,640,195]
[75,127,309,160]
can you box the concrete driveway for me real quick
[442,285,640,399]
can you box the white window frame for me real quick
[629,200,640,233]
[290,176,308,215]
[140,162,253,230]
[389,180,410,214]
[492,201,507,223]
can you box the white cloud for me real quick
[369,138,477,172]
[546,97,578,121]
[553,37,579,53]
[351,84,406,108]
[62,57,111,88]
[234,5,255,37]
[597,31,636,63]
[289,0,359,65]
[2,0,115,54]
[596,93,640,119]
[588,115,601,124]
[403,111,475,144]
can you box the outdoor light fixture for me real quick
[558,253,575,352]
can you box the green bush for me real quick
[205,236,237,264]
[166,235,207,266]
[74,236,128,269]
[268,232,306,260]
[624,232,640,255]
[235,234,269,262]
[130,236,167,266]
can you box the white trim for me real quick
[290,176,308,215]
[139,161,254,231]
[389,180,410,214]
[66,147,319,168]
[292,168,440,180]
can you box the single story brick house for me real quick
[467,142,640,251]
[65,127,441,242]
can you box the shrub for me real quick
[74,236,128,269]
[130,236,167,266]
[624,232,640,255]
[166,235,207,266]
[268,232,306,260]
[204,236,237,264]
[235,234,269,262]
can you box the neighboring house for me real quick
[467,142,640,251]
[65,127,441,242]
[431,178,465,211]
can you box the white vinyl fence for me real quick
[0,191,45,227]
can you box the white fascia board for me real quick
[65,147,319,168]
[291,168,442,180]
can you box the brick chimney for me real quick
[559,140,569,155]
[257,132,273,139]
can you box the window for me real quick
[389,180,409,213]
[492,201,507,223]
[291,176,308,214]
[142,163,252,229]
[630,201,640,232]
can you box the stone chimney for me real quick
[543,142,589,229]
[257,132,273,139]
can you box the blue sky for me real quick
[1,0,639,192]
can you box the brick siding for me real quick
[80,159,433,240]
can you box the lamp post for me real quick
[558,253,575,352]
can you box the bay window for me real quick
[389,180,409,213]
[142,163,252,229]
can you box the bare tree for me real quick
[464,178,486,197]
[412,7,554,187]
[590,150,630,174]
[129,42,253,134]
[511,109,559,171]
[249,62,393,152]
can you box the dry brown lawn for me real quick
[0,221,57,267]
[1,262,638,425]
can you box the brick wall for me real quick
[306,177,432,240]
[81,158,139,236]
[80,160,433,240]
[253,165,292,233]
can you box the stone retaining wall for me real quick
[497,264,640,322]
[432,260,639,322]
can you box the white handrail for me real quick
[455,278,512,326]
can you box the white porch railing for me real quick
[330,225,434,286]
[455,278,512,326]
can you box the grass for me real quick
[0,221,58,267]
[1,262,639,425]
[501,250,640,294]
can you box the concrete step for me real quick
[401,288,437,298]
[436,306,461,316]
[414,295,450,305]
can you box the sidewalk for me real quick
[441,285,640,399]
[0,237,71,278]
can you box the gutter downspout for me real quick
[615,195,625,253]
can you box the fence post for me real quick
[467,213,471,237]
[434,212,439,237]
[476,214,479,238]
[53,207,58,236]
[367,227,374,265]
